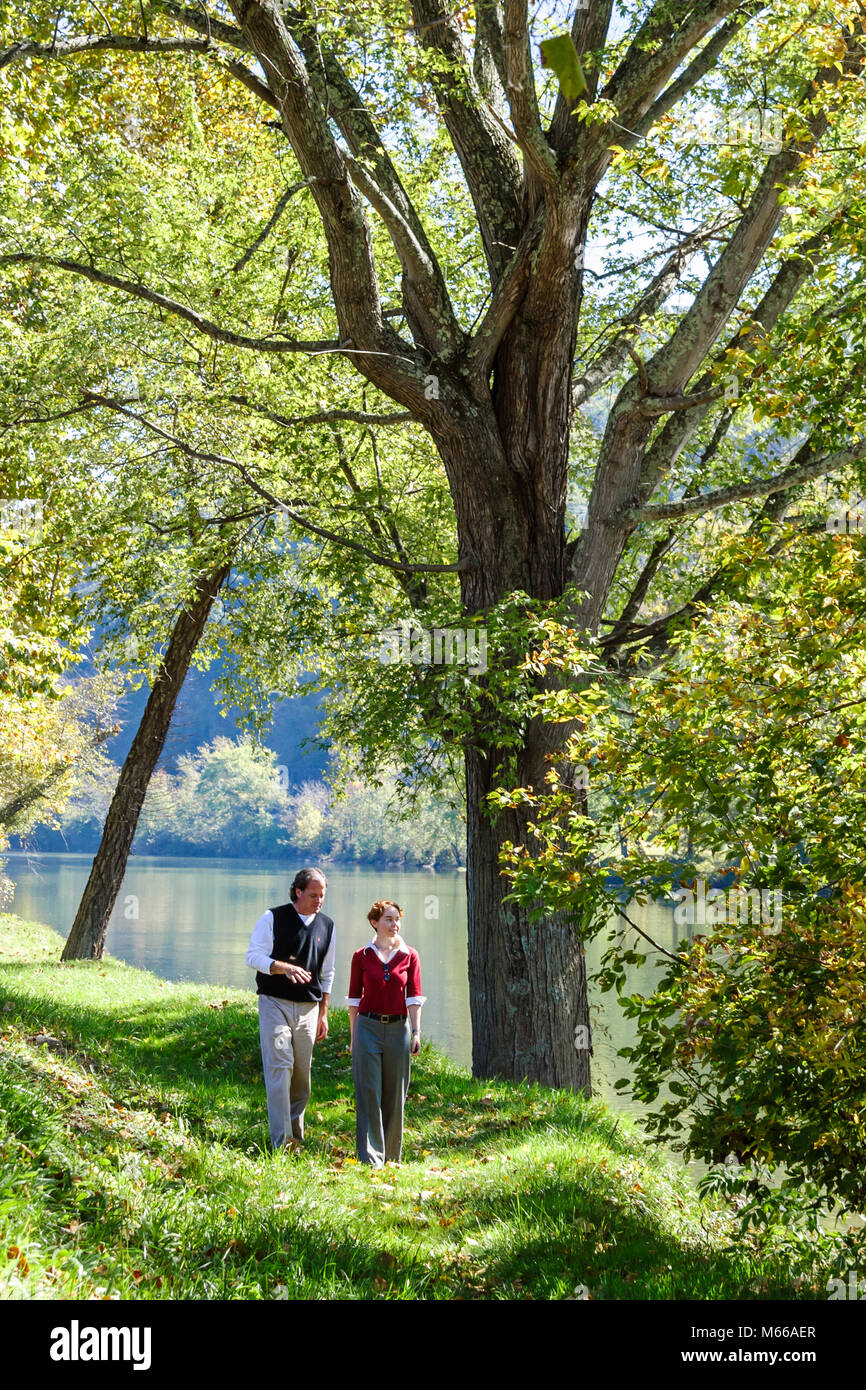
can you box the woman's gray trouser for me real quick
[352,1015,411,1166]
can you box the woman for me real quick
[347,900,425,1167]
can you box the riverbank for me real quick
[0,913,828,1300]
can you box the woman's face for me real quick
[375,906,401,938]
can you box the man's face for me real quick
[295,876,326,915]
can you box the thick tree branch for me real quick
[623,440,866,526]
[219,55,279,109]
[0,32,211,68]
[224,1,432,410]
[601,0,744,146]
[547,1,615,156]
[635,221,839,500]
[502,0,558,191]
[226,396,413,429]
[473,0,509,110]
[285,21,461,359]
[466,206,544,377]
[643,30,864,396]
[573,217,731,407]
[638,385,724,417]
[623,1,765,150]
[343,154,461,355]
[409,0,523,281]
[154,2,251,52]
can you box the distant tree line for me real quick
[20,735,465,868]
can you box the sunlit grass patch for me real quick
[0,913,833,1300]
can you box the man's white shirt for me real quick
[246,910,336,994]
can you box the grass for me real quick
[0,912,832,1300]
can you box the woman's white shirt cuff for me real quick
[406,995,426,1006]
[346,997,362,1007]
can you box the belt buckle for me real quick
[380,1013,388,1024]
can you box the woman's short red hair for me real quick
[367,899,403,925]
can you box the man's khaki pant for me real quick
[258,996,318,1147]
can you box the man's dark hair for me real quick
[290,868,328,902]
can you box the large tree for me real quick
[3,0,866,1090]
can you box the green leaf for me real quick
[539,35,587,102]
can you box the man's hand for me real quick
[271,960,312,984]
[316,1011,329,1043]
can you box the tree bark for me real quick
[438,401,592,1092]
[61,562,231,960]
[466,744,591,1092]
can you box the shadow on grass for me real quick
[0,962,620,1156]
[0,952,796,1299]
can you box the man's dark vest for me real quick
[255,903,335,1002]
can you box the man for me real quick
[246,868,335,1150]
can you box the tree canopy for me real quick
[3,0,866,1089]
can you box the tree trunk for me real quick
[61,562,231,961]
[439,403,593,1092]
[466,744,591,1093]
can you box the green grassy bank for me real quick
[0,913,826,1300]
